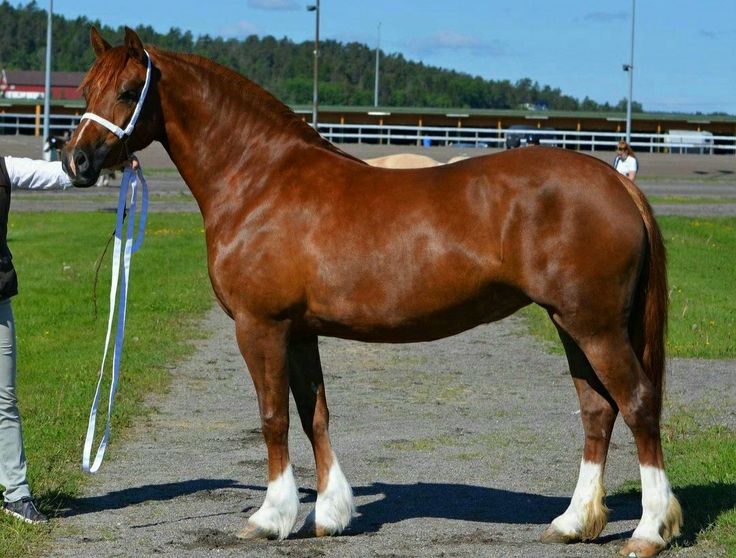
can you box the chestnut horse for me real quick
[63,28,682,557]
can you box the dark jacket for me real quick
[0,158,17,300]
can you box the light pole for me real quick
[374,22,381,107]
[42,0,53,160]
[307,1,320,131]
[623,0,636,144]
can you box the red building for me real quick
[0,70,84,100]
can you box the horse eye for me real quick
[118,90,140,103]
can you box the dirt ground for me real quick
[46,308,734,558]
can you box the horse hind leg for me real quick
[542,325,617,545]
[564,325,681,558]
[234,317,299,540]
[288,335,354,536]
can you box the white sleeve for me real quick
[4,156,73,190]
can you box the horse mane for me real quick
[81,44,363,164]
[167,49,364,163]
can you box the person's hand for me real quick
[126,156,140,171]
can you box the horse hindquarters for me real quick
[544,182,681,557]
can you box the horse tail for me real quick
[619,175,668,415]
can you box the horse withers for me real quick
[62,27,681,558]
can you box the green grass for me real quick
[520,217,736,555]
[664,217,736,358]
[648,195,736,205]
[0,212,212,558]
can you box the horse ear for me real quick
[90,27,111,58]
[123,27,146,64]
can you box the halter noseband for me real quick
[80,49,152,142]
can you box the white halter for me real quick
[80,49,152,141]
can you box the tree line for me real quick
[0,1,644,112]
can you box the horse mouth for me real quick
[62,146,104,188]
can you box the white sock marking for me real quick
[552,460,604,536]
[315,454,354,534]
[632,465,673,544]
[248,464,299,540]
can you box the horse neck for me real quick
[153,50,342,211]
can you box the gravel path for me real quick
[46,305,734,558]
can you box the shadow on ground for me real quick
[50,479,735,551]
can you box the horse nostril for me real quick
[74,149,89,173]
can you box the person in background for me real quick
[613,139,638,181]
[0,155,72,524]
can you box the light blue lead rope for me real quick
[83,165,148,473]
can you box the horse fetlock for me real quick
[621,495,681,557]
[545,461,607,544]
[633,467,681,546]
[241,464,299,540]
[661,494,683,541]
[579,493,609,540]
[314,457,354,536]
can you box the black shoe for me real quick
[3,497,48,524]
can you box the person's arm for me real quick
[626,157,638,181]
[3,156,72,190]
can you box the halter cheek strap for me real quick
[80,49,152,141]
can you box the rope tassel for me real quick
[83,164,148,473]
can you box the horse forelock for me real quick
[79,47,131,98]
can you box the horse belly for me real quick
[302,281,531,343]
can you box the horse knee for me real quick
[261,412,289,444]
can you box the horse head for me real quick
[64,27,161,187]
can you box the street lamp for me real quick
[307,1,320,131]
[42,0,53,160]
[374,22,381,107]
[623,0,636,144]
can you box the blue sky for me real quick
[48,0,735,114]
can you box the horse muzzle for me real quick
[63,146,103,188]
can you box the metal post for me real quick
[625,0,635,144]
[42,0,53,159]
[307,1,320,131]
[374,22,381,107]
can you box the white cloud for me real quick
[247,0,299,10]
[405,31,509,57]
[222,20,259,38]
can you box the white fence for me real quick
[1,111,734,155]
[317,123,736,155]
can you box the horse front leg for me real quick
[288,335,354,536]
[234,316,299,540]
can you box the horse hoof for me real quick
[237,522,277,540]
[540,525,579,544]
[619,538,664,558]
